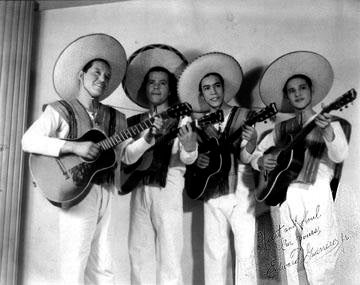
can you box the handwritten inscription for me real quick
[258,205,350,278]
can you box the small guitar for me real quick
[255,88,357,206]
[29,102,192,208]
[120,109,225,194]
[185,103,278,200]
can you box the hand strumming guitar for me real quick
[258,153,277,172]
[196,153,210,169]
[61,141,101,160]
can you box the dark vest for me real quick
[126,112,179,188]
[274,115,351,200]
[198,106,252,200]
[48,99,127,185]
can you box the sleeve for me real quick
[21,105,68,157]
[324,121,349,163]
[178,116,198,165]
[239,140,253,164]
[250,130,276,171]
[120,129,155,165]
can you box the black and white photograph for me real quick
[0,0,359,284]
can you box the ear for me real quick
[78,70,84,82]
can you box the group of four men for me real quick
[22,33,349,285]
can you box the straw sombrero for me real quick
[53,33,127,101]
[123,44,188,108]
[178,52,243,112]
[259,51,334,113]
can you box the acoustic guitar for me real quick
[120,109,225,194]
[29,102,192,208]
[255,89,357,206]
[185,103,278,200]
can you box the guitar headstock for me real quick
[164,102,193,118]
[197,110,224,127]
[247,103,278,125]
[322,88,357,113]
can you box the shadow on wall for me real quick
[235,65,264,108]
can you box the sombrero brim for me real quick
[123,44,188,108]
[259,51,334,113]
[53,33,127,101]
[178,52,243,112]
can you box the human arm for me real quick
[239,125,258,164]
[121,116,164,165]
[250,129,277,172]
[178,116,198,165]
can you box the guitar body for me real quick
[29,129,116,208]
[185,137,228,200]
[255,140,305,206]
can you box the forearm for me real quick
[121,134,154,165]
[325,122,349,163]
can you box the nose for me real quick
[210,86,217,94]
[98,73,107,84]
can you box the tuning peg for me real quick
[345,105,348,108]
[339,108,343,111]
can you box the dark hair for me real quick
[138,66,179,106]
[82,58,111,73]
[282,74,312,97]
[198,72,225,94]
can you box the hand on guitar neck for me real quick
[144,116,165,144]
[314,111,335,142]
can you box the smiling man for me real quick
[178,52,259,285]
[21,34,159,284]
[122,44,198,285]
[251,51,350,285]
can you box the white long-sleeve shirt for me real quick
[251,120,349,180]
[21,105,154,165]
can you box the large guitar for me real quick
[255,89,357,206]
[120,109,225,194]
[185,103,278,200]
[29,102,192,208]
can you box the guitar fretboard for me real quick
[97,118,155,151]
[285,88,356,152]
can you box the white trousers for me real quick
[204,185,257,285]
[128,170,184,285]
[278,175,340,285]
[59,184,114,285]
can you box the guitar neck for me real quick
[97,116,157,151]
[153,120,198,146]
[285,118,318,151]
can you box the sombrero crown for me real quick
[53,33,127,101]
[123,44,188,108]
[178,52,243,112]
[259,51,334,113]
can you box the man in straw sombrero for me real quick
[251,51,350,284]
[22,34,160,284]
[122,44,198,285]
[178,52,259,284]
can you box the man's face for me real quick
[81,60,111,98]
[200,74,225,109]
[285,77,312,110]
[146,71,170,106]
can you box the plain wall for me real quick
[20,0,360,284]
